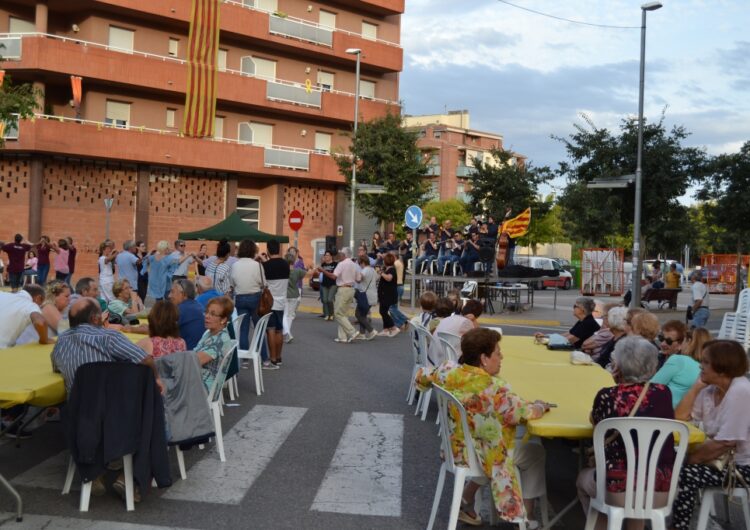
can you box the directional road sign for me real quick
[404,205,422,230]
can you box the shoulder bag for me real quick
[257,261,274,316]
[355,270,374,313]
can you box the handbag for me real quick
[355,271,374,313]
[257,261,274,316]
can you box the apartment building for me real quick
[0,0,402,276]
[403,110,525,202]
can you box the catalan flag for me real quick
[182,0,221,138]
[501,207,531,238]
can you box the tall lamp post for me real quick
[346,47,362,251]
[631,1,662,308]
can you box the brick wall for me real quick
[0,157,32,240]
[282,183,336,265]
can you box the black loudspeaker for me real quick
[325,236,337,254]
[478,246,495,263]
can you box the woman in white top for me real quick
[98,240,118,302]
[230,239,264,352]
[16,280,71,344]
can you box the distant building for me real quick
[403,110,526,202]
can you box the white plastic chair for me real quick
[437,331,461,354]
[406,321,424,405]
[205,339,238,463]
[412,324,436,421]
[696,486,750,529]
[585,417,689,530]
[63,454,135,511]
[427,384,499,530]
[436,336,460,363]
[237,312,271,396]
[225,314,246,400]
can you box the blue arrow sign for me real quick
[404,205,423,230]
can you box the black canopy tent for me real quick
[178,212,289,243]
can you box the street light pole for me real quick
[346,48,362,251]
[631,1,662,308]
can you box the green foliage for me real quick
[0,73,41,147]
[517,198,566,253]
[555,112,709,257]
[466,148,553,219]
[334,111,430,225]
[422,198,471,229]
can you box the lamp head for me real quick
[345,48,362,55]
[641,1,663,11]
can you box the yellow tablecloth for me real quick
[499,335,704,443]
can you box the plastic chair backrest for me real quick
[737,288,750,314]
[231,313,247,347]
[249,313,272,356]
[436,336,459,363]
[207,339,238,403]
[591,417,689,518]
[437,331,461,354]
[406,321,420,366]
[411,323,433,367]
[432,384,484,477]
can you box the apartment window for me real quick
[319,10,336,29]
[362,21,378,41]
[429,181,440,200]
[457,183,465,195]
[244,0,277,11]
[9,16,35,33]
[168,38,179,57]
[317,71,334,91]
[433,130,442,139]
[108,26,134,53]
[214,116,224,139]
[105,100,131,129]
[238,121,273,146]
[241,56,276,80]
[314,132,332,153]
[217,49,228,71]
[236,196,260,228]
[166,108,176,128]
[359,79,376,99]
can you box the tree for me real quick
[422,198,471,230]
[0,73,41,148]
[334,111,430,225]
[555,112,709,257]
[466,148,553,219]
[517,196,566,255]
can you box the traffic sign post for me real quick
[404,205,423,308]
[288,210,303,248]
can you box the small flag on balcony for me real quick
[70,76,82,106]
[182,0,221,138]
[0,70,5,88]
[501,207,532,238]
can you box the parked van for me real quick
[514,256,573,289]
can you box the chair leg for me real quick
[79,481,92,512]
[232,376,239,399]
[123,454,135,511]
[696,489,715,530]
[607,511,624,530]
[253,355,263,396]
[226,379,235,401]
[584,507,599,530]
[426,463,447,530]
[447,468,466,530]
[539,495,550,527]
[741,489,750,528]
[212,402,226,462]
[649,514,666,530]
[415,391,424,416]
[421,388,432,421]
[62,455,75,494]
[175,447,187,480]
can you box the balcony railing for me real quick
[267,80,321,108]
[0,35,22,59]
[456,164,475,177]
[264,146,310,170]
[2,114,19,140]
[269,15,333,47]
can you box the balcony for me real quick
[5,114,343,183]
[2,34,396,124]
[0,36,22,59]
[269,15,333,47]
[456,165,476,177]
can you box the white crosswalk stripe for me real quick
[0,512,197,529]
[311,412,403,517]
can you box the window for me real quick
[214,116,224,139]
[166,108,176,128]
[317,71,334,91]
[362,21,378,41]
[240,56,276,79]
[257,0,277,11]
[168,38,179,57]
[236,196,260,228]
[359,79,375,99]
[314,132,332,153]
[105,100,130,129]
[457,183,465,195]
[217,49,228,71]
[429,181,440,200]
[433,130,441,139]
[319,10,336,29]
[9,16,35,33]
[238,121,273,146]
[108,26,134,53]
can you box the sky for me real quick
[399,0,750,197]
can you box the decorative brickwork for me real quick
[0,157,30,237]
[282,184,336,263]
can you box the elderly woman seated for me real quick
[593,306,629,369]
[194,296,235,393]
[535,296,600,348]
[417,328,551,528]
[670,339,750,530]
[582,302,619,359]
[650,320,701,408]
[577,336,675,530]
[108,279,143,324]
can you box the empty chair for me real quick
[584,417,689,530]
[237,312,272,396]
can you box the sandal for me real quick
[458,498,482,526]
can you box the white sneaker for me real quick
[377,330,390,337]
[366,330,378,340]
[388,328,401,337]
[283,334,293,343]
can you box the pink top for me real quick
[150,336,187,358]
[25,257,38,271]
[693,376,750,465]
[54,248,70,274]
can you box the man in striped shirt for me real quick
[52,298,163,395]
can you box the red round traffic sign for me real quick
[288,210,304,231]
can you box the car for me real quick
[514,256,573,290]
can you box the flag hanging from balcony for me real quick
[70,76,82,106]
[182,0,221,138]
[501,207,531,238]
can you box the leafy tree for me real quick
[334,111,430,225]
[422,198,471,230]
[0,73,41,148]
[517,197,566,255]
[555,112,709,258]
[466,148,553,219]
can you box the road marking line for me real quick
[162,405,306,504]
[311,412,403,517]
[0,512,197,529]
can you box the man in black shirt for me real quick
[415,232,438,274]
[262,239,290,368]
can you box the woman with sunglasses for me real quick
[650,320,702,408]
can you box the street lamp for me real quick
[346,47,362,250]
[631,1,662,308]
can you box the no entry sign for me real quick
[288,210,304,231]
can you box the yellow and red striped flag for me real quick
[182,0,221,138]
[501,207,531,238]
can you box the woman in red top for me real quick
[137,300,186,358]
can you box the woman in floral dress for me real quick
[417,328,551,527]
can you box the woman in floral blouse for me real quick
[417,328,551,527]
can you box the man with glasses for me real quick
[169,239,195,282]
